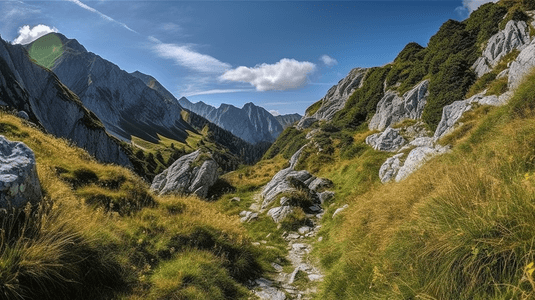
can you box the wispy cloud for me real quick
[12,24,58,45]
[320,55,338,67]
[66,0,137,33]
[263,101,315,106]
[150,38,231,73]
[185,88,253,97]
[220,58,316,91]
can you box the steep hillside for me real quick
[28,33,193,144]
[0,36,131,167]
[244,1,535,299]
[179,97,283,144]
[0,110,272,299]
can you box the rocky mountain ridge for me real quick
[179,97,284,144]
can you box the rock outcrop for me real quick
[150,150,219,198]
[297,68,368,129]
[179,98,283,144]
[472,20,530,78]
[365,127,406,152]
[368,80,429,131]
[509,37,535,89]
[0,36,131,167]
[433,93,509,140]
[0,136,41,209]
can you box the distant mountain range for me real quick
[178,98,301,144]
[274,113,301,129]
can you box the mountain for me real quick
[0,35,131,167]
[29,33,193,144]
[178,97,283,144]
[274,113,302,129]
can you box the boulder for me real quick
[332,204,349,218]
[308,177,333,192]
[509,37,535,89]
[369,80,429,131]
[297,68,368,129]
[267,206,294,223]
[378,153,404,183]
[150,150,219,198]
[239,210,258,223]
[394,144,449,182]
[318,191,335,204]
[365,127,406,152]
[16,111,29,120]
[473,20,530,78]
[433,93,508,141]
[0,136,42,209]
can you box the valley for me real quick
[3,0,535,299]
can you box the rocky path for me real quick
[251,213,324,300]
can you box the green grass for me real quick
[309,69,535,299]
[0,111,264,299]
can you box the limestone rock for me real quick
[267,206,294,223]
[308,177,333,192]
[332,204,349,218]
[365,127,406,152]
[16,111,29,121]
[433,93,507,141]
[394,145,449,182]
[379,153,404,183]
[0,136,41,209]
[150,150,219,198]
[318,191,335,204]
[509,37,535,89]
[289,145,307,169]
[473,20,530,78]
[239,210,259,223]
[297,68,368,129]
[369,80,429,131]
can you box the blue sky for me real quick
[0,0,495,115]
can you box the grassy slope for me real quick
[305,70,535,299]
[0,111,265,300]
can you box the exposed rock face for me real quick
[150,150,219,198]
[365,127,406,152]
[433,93,509,141]
[0,36,131,167]
[179,98,282,144]
[472,20,530,78]
[274,113,302,129]
[33,33,193,144]
[267,206,294,223]
[260,146,333,213]
[509,38,535,89]
[379,153,403,183]
[369,80,429,131]
[0,136,41,209]
[297,68,368,129]
[394,145,449,182]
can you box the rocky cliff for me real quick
[0,36,131,167]
[179,97,283,144]
[32,33,193,144]
[297,68,368,129]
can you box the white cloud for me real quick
[185,89,252,97]
[12,24,58,45]
[456,0,498,15]
[220,58,316,91]
[269,110,280,116]
[66,0,137,33]
[152,42,231,73]
[320,55,338,67]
